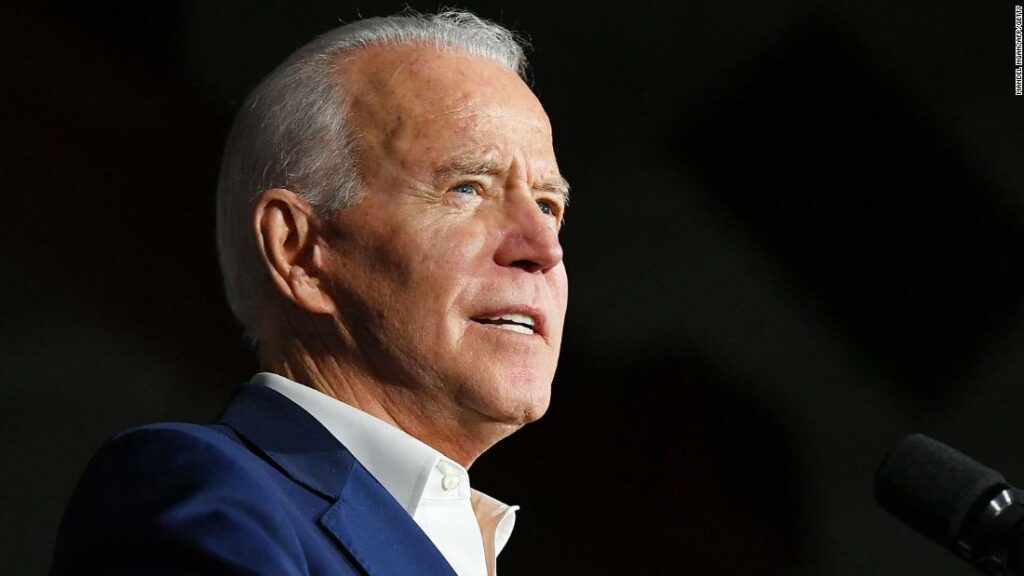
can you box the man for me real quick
[51,10,568,576]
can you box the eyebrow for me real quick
[430,158,504,183]
[431,157,571,206]
[536,176,571,207]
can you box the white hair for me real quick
[215,10,529,346]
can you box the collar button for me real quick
[441,474,460,491]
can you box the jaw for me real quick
[453,321,557,415]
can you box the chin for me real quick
[463,366,554,428]
[503,393,551,426]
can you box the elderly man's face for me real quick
[318,45,568,429]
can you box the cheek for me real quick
[417,221,491,289]
[334,208,494,328]
[550,264,569,314]
[448,232,488,274]
[553,263,568,299]
[319,227,417,323]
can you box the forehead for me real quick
[341,44,556,172]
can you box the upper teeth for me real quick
[484,313,535,327]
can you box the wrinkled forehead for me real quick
[340,44,553,152]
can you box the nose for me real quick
[493,195,564,273]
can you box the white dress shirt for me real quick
[253,373,518,576]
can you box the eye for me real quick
[537,199,557,217]
[451,183,479,195]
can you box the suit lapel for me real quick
[320,464,458,576]
[219,385,457,576]
[220,384,351,499]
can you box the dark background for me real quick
[3,1,1023,574]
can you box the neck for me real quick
[258,322,502,468]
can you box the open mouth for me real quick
[473,312,536,335]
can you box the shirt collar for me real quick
[251,372,490,518]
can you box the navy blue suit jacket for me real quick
[51,385,459,576]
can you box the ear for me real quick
[252,188,336,315]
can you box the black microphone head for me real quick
[874,434,1006,552]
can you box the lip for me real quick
[470,305,547,338]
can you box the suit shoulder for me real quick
[78,422,251,485]
[110,420,243,454]
[52,422,307,575]
[68,421,286,522]
[109,420,240,455]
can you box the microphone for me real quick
[874,434,1024,575]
